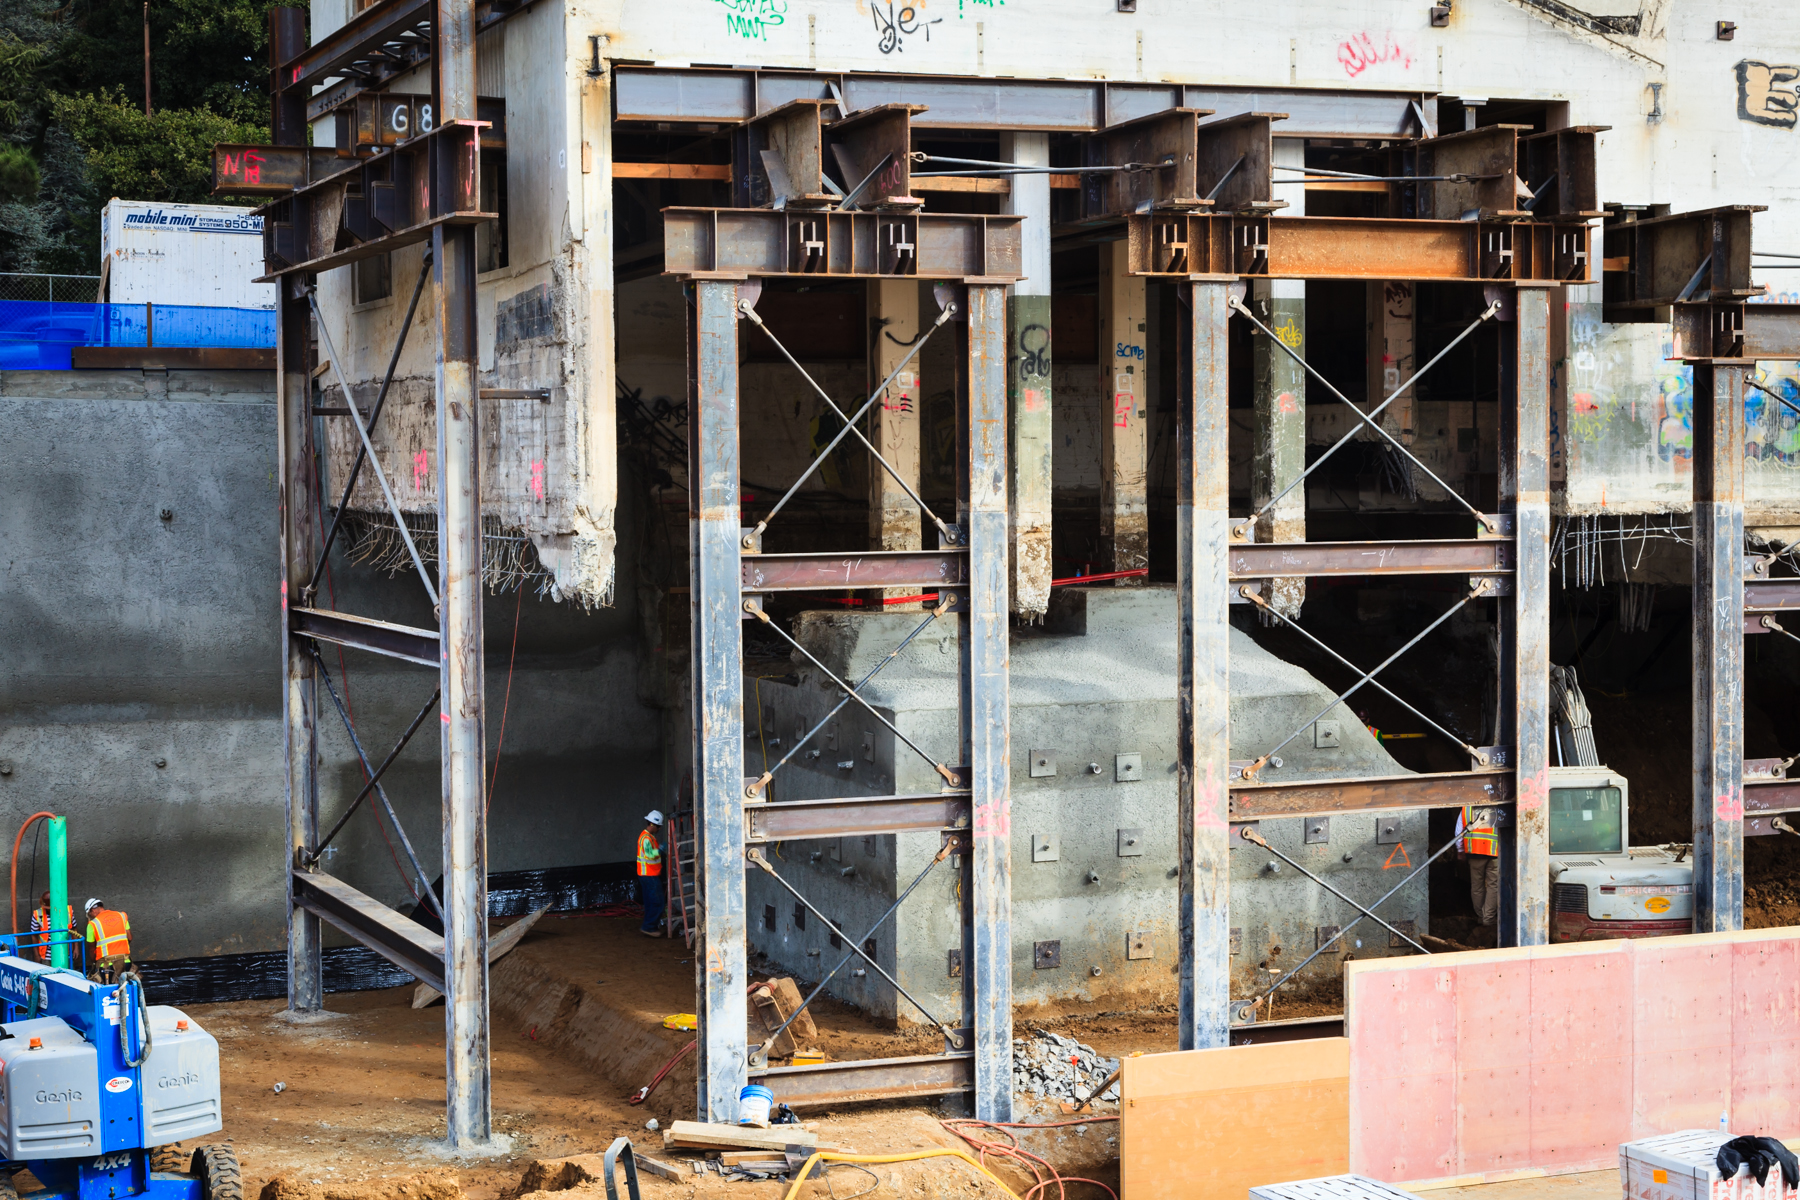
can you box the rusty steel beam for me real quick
[1228,538,1511,579]
[1743,304,1800,360]
[1744,778,1799,837]
[290,607,440,667]
[1228,770,1514,819]
[661,209,1023,280]
[1745,581,1800,634]
[1603,205,1763,313]
[741,550,966,592]
[1127,214,1591,283]
[745,794,970,842]
[747,1053,973,1108]
[291,870,445,992]
[214,145,363,196]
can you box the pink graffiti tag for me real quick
[530,460,545,500]
[1114,393,1134,429]
[412,449,430,492]
[1338,31,1414,78]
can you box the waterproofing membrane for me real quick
[133,860,639,1007]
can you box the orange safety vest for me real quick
[1459,807,1499,857]
[636,829,663,877]
[87,909,130,960]
[30,906,73,963]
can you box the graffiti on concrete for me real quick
[1736,60,1800,128]
[1338,31,1414,78]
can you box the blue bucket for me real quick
[738,1083,774,1127]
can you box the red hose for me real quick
[11,813,57,936]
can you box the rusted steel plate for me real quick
[745,794,970,842]
[748,1053,972,1108]
[1228,539,1510,578]
[1745,580,1800,614]
[1228,770,1513,819]
[1742,779,1800,814]
[1743,305,1800,360]
[741,550,966,592]
[661,208,1023,280]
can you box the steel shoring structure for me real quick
[261,1,494,1148]
[681,248,1018,1119]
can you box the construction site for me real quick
[4,0,1800,1198]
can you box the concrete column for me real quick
[689,280,748,1121]
[867,280,923,606]
[1099,241,1148,580]
[1005,132,1053,616]
[1250,138,1306,616]
[1366,281,1418,444]
[1692,360,1745,931]
[1177,277,1233,1051]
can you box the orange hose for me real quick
[11,812,57,936]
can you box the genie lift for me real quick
[0,930,229,1200]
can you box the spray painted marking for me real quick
[413,449,430,492]
[1383,841,1412,869]
[530,460,545,500]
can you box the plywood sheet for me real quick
[1123,1039,1350,1200]
[1731,932,1800,1137]
[1348,962,1458,1182]
[1528,944,1632,1173]
[1632,936,1732,1136]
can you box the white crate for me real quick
[1621,1131,1799,1200]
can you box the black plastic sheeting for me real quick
[135,861,640,1008]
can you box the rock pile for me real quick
[1011,1031,1120,1103]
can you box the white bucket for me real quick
[738,1083,774,1128]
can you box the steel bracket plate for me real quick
[1127,930,1154,960]
[1117,827,1145,856]
[1033,940,1062,969]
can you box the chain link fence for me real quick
[0,273,103,304]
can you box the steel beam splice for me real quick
[1228,538,1511,579]
[661,208,1023,279]
[741,549,967,592]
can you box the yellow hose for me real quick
[779,1149,1023,1200]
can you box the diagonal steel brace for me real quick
[1241,825,1429,954]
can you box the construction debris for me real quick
[750,977,819,1056]
[1013,1031,1121,1104]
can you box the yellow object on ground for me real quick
[781,1150,1022,1200]
[791,1050,826,1065]
[660,1013,697,1030]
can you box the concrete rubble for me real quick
[1012,1031,1120,1103]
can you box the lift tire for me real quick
[191,1145,243,1200]
[150,1145,190,1174]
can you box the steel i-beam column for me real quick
[868,279,923,606]
[966,283,1014,1121]
[1693,359,1746,931]
[1251,139,1306,618]
[690,280,748,1121]
[1509,286,1551,946]
[1100,242,1149,580]
[1005,131,1053,617]
[433,0,490,1147]
[1177,278,1233,1049]
[272,4,321,1015]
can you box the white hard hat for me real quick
[645,810,664,826]
[84,898,102,912]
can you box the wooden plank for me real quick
[1304,180,1389,192]
[913,176,1011,194]
[1452,953,1533,1175]
[1730,930,1800,1137]
[1527,943,1631,1173]
[411,904,549,1008]
[1346,960,1457,1181]
[1049,173,1080,189]
[633,1155,689,1181]
[1630,936,1731,1138]
[613,162,731,180]
[662,1121,820,1152]
[1121,1039,1349,1200]
[71,346,275,370]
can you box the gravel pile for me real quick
[1011,1031,1120,1102]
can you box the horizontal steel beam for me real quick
[1127,214,1592,283]
[1743,778,1800,816]
[291,870,445,992]
[71,346,274,371]
[1602,205,1762,311]
[745,794,971,842]
[747,1052,972,1108]
[613,67,1429,137]
[1228,538,1511,579]
[215,146,365,196]
[291,606,439,667]
[1744,304,1800,360]
[1229,770,1514,819]
[1745,580,1800,624]
[742,550,967,593]
[662,209,1023,280]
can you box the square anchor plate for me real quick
[1034,940,1062,969]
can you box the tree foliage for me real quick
[0,0,303,274]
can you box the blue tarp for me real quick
[0,299,276,369]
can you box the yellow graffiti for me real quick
[1273,316,1303,349]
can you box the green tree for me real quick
[53,89,265,203]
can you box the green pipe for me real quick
[47,817,67,971]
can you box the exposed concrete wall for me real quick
[0,369,662,962]
[745,587,1426,1024]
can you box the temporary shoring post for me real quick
[1177,276,1234,1050]
[966,282,1014,1119]
[691,278,748,1122]
[1005,131,1053,617]
[1692,357,1745,930]
[1507,286,1551,946]
[432,0,491,1146]
[272,4,323,1015]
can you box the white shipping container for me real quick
[100,199,274,309]
[1622,1131,1799,1200]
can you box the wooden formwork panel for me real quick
[1121,1039,1350,1200]
[1346,927,1800,1187]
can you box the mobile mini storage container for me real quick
[100,199,274,309]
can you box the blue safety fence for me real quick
[0,299,276,369]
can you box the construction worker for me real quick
[1456,806,1501,934]
[83,898,130,982]
[637,811,666,938]
[29,892,74,963]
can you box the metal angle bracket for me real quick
[1472,744,1510,769]
[1475,512,1513,539]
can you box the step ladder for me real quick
[669,774,697,948]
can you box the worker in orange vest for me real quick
[1455,806,1501,932]
[637,811,666,938]
[83,898,131,982]
[30,892,75,963]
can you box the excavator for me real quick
[1545,665,1694,941]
